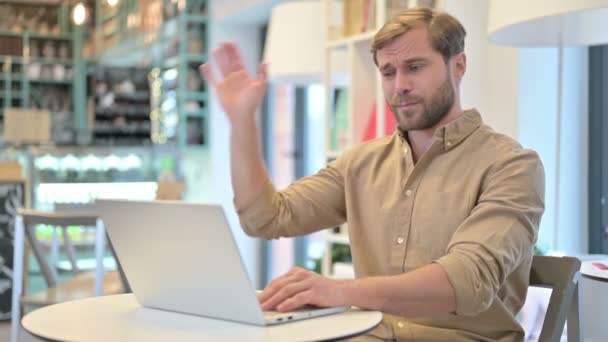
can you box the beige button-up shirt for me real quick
[238,109,545,341]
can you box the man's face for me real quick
[376,28,461,132]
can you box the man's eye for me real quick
[382,71,395,77]
[409,64,423,72]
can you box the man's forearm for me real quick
[344,263,457,317]
[230,115,271,210]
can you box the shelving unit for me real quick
[0,1,86,145]
[89,66,152,146]
[95,0,209,147]
[157,0,208,147]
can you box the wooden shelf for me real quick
[29,78,72,85]
[185,15,209,24]
[326,31,377,50]
[185,92,208,102]
[185,109,207,118]
[0,30,71,40]
[0,74,23,81]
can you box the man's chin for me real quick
[396,112,419,129]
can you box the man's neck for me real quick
[406,106,464,163]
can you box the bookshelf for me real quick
[0,1,86,145]
[95,0,209,147]
[89,66,153,146]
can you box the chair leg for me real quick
[24,224,57,287]
[567,274,583,342]
[49,226,59,273]
[10,215,24,342]
[62,227,80,273]
[94,219,106,296]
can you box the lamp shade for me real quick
[488,0,608,46]
[263,1,323,84]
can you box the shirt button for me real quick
[446,141,452,147]
[396,236,405,244]
[405,189,412,197]
[397,321,405,328]
[403,147,408,154]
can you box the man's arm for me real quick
[202,43,347,239]
[259,147,545,317]
[259,264,456,317]
[200,42,270,210]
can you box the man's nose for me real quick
[394,71,412,95]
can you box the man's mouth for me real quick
[395,102,418,110]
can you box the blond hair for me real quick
[371,7,466,65]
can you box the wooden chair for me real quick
[529,255,582,342]
[10,208,126,342]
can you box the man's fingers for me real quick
[199,63,216,87]
[224,43,246,72]
[258,273,296,303]
[257,63,268,83]
[212,46,233,77]
[276,290,314,312]
[261,280,310,311]
[213,42,248,77]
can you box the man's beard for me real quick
[389,73,455,132]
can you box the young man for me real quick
[201,7,544,341]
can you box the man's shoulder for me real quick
[472,124,543,169]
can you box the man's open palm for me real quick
[200,42,267,123]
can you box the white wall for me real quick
[442,0,520,139]
[443,0,589,254]
[208,2,265,288]
[519,47,589,254]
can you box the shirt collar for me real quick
[396,109,482,151]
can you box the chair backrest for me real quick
[18,208,100,287]
[529,255,582,342]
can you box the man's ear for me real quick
[452,53,466,83]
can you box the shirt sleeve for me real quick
[433,148,545,316]
[236,156,348,239]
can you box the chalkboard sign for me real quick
[0,181,25,321]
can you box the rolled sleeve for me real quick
[434,148,545,316]
[237,179,280,237]
[434,252,494,316]
[236,157,348,240]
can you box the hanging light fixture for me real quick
[107,0,119,6]
[72,2,86,26]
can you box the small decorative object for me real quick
[52,64,66,81]
[27,63,41,79]
[30,40,40,58]
[42,41,55,59]
[57,42,69,59]
[40,64,53,79]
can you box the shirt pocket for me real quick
[409,191,473,262]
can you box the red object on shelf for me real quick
[592,262,608,270]
[362,101,397,141]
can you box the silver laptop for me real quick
[95,199,349,325]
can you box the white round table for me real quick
[22,294,383,342]
[580,259,608,342]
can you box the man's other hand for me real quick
[258,267,351,312]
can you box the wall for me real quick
[441,0,520,139]
[442,0,589,254]
[208,2,265,288]
[519,47,589,254]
